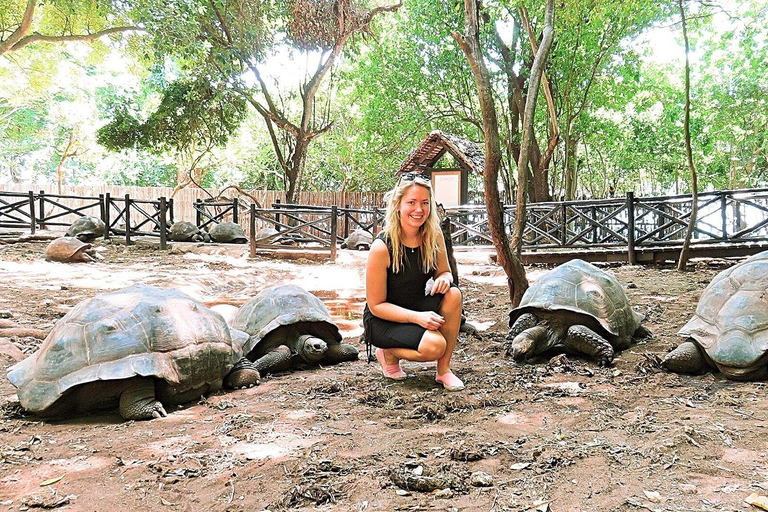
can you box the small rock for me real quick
[470,471,493,487]
[434,488,453,499]
[0,310,12,318]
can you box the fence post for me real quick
[232,198,239,224]
[344,204,350,237]
[560,203,567,246]
[275,199,281,229]
[159,197,168,250]
[98,193,105,223]
[38,190,45,230]
[28,191,36,234]
[720,193,728,241]
[124,194,132,246]
[249,203,256,259]
[626,192,636,265]
[330,205,338,262]
[168,198,175,226]
[104,193,111,241]
[591,205,598,243]
[195,199,202,227]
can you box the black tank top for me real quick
[380,233,435,311]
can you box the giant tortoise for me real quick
[662,251,768,381]
[341,229,373,250]
[506,259,649,366]
[210,222,247,243]
[44,237,97,263]
[65,215,106,242]
[231,284,359,375]
[7,284,259,420]
[169,221,205,242]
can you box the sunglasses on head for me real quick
[398,172,431,186]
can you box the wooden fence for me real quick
[3,184,768,263]
[445,187,768,262]
[0,184,385,226]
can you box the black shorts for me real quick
[363,292,445,351]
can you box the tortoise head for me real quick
[297,335,328,363]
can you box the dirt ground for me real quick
[0,236,766,512]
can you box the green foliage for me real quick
[2,0,768,196]
[336,0,481,186]
[97,77,247,158]
[107,158,178,187]
[96,105,143,151]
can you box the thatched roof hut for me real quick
[398,131,484,205]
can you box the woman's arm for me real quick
[429,235,454,296]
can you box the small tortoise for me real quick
[169,221,205,242]
[231,284,359,375]
[65,215,106,242]
[341,229,373,250]
[662,251,768,381]
[210,222,247,244]
[506,259,648,366]
[254,227,296,246]
[7,284,259,420]
[44,237,97,263]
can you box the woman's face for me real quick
[398,184,430,231]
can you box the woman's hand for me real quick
[408,310,445,330]
[429,274,452,295]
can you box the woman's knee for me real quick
[418,334,447,360]
[440,287,462,314]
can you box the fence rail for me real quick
[2,185,768,263]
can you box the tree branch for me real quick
[0,0,35,55]
[7,26,143,54]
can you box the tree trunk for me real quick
[285,137,309,205]
[452,0,529,306]
[510,0,556,250]
[677,0,698,271]
[563,131,578,200]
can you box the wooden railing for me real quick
[445,188,768,262]
[2,186,768,263]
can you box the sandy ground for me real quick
[0,237,767,512]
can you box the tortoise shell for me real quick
[7,283,244,416]
[509,259,643,348]
[231,284,341,358]
[65,215,106,241]
[210,222,247,243]
[678,250,768,377]
[169,221,203,242]
[342,229,373,250]
[44,237,96,263]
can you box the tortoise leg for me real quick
[563,325,614,366]
[661,341,708,375]
[224,358,261,389]
[505,325,548,361]
[254,345,292,375]
[460,315,479,336]
[321,343,359,365]
[119,377,167,420]
[633,325,653,341]
[507,313,538,339]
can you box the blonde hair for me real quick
[383,178,442,274]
